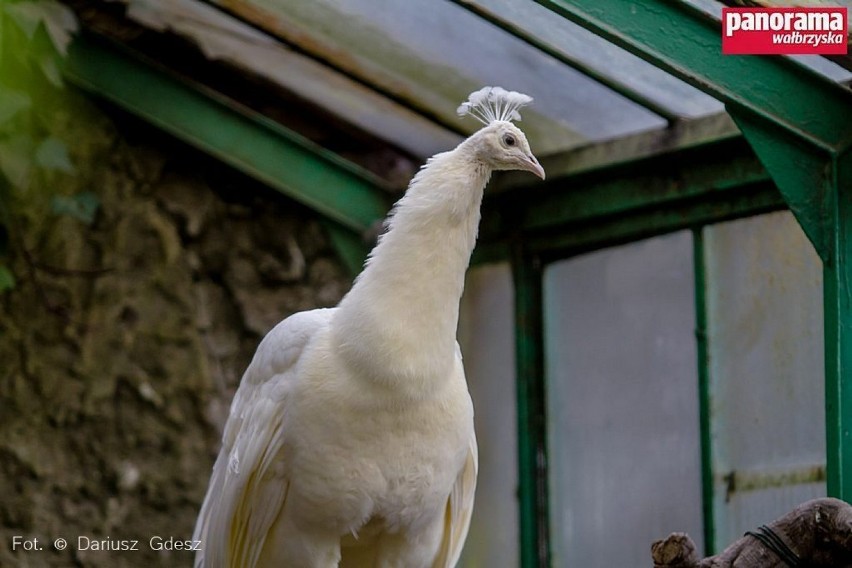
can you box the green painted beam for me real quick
[480,135,774,255]
[523,145,767,232]
[522,182,784,260]
[728,108,835,261]
[824,148,852,498]
[511,248,551,568]
[62,34,391,236]
[692,228,716,555]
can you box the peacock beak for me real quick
[524,154,546,180]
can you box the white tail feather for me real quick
[456,86,533,125]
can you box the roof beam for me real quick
[478,133,783,260]
[62,33,391,236]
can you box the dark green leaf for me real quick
[51,191,99,224]
[39,55,63,87]
[0,265,15,292]
[0,136,34,189]
[0,87,32,126]
[5,2,41,39]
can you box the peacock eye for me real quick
[503,134,516,147]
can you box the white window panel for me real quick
[703,211,825,549]
[544,231,703,567]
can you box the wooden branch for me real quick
[652,498,852,567]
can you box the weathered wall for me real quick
[0,100,352,567]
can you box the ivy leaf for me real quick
[39,55,63,87]
[37,1,78,56]
[0,136,34,190]
[5,1,79,55]
[52,191,99,225]
[36,136,73,173]
[0,88,32,126]
[5,2,41,39]
[0,266,15,292]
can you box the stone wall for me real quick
[0,100,353,567]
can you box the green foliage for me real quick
[0,0,86,292]
[0,265,14,291]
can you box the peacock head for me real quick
[457,86,545,180]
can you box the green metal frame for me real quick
[824,150,852,498]
[512,247,551,568]
[62,33,390,276]
[692,228,716,555]
[479,132,784,261]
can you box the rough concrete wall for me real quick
[0,103,352,567]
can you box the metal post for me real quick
[512,246,550,568]
[824,152,852,499]
[693,228,716,554]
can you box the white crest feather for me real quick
[456,86,533,125]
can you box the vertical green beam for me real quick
[824,151,852,498]
[511,247,550,568]
[692,228,716,555]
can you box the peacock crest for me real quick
[456,86,533,125]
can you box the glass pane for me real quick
[545,231,703,567]
[208,0,668,153]
[472,0,724,119]
[704,211,825,550]
[458,263,519,567]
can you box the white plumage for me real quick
[194,87,544,568]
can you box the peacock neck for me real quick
[333,146,490,394]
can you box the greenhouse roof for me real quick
[62,0,852,271]
[89,0,850,160]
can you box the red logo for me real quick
[722,7,848,55]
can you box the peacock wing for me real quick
[434,428,479,568]
[193,308,334,568]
